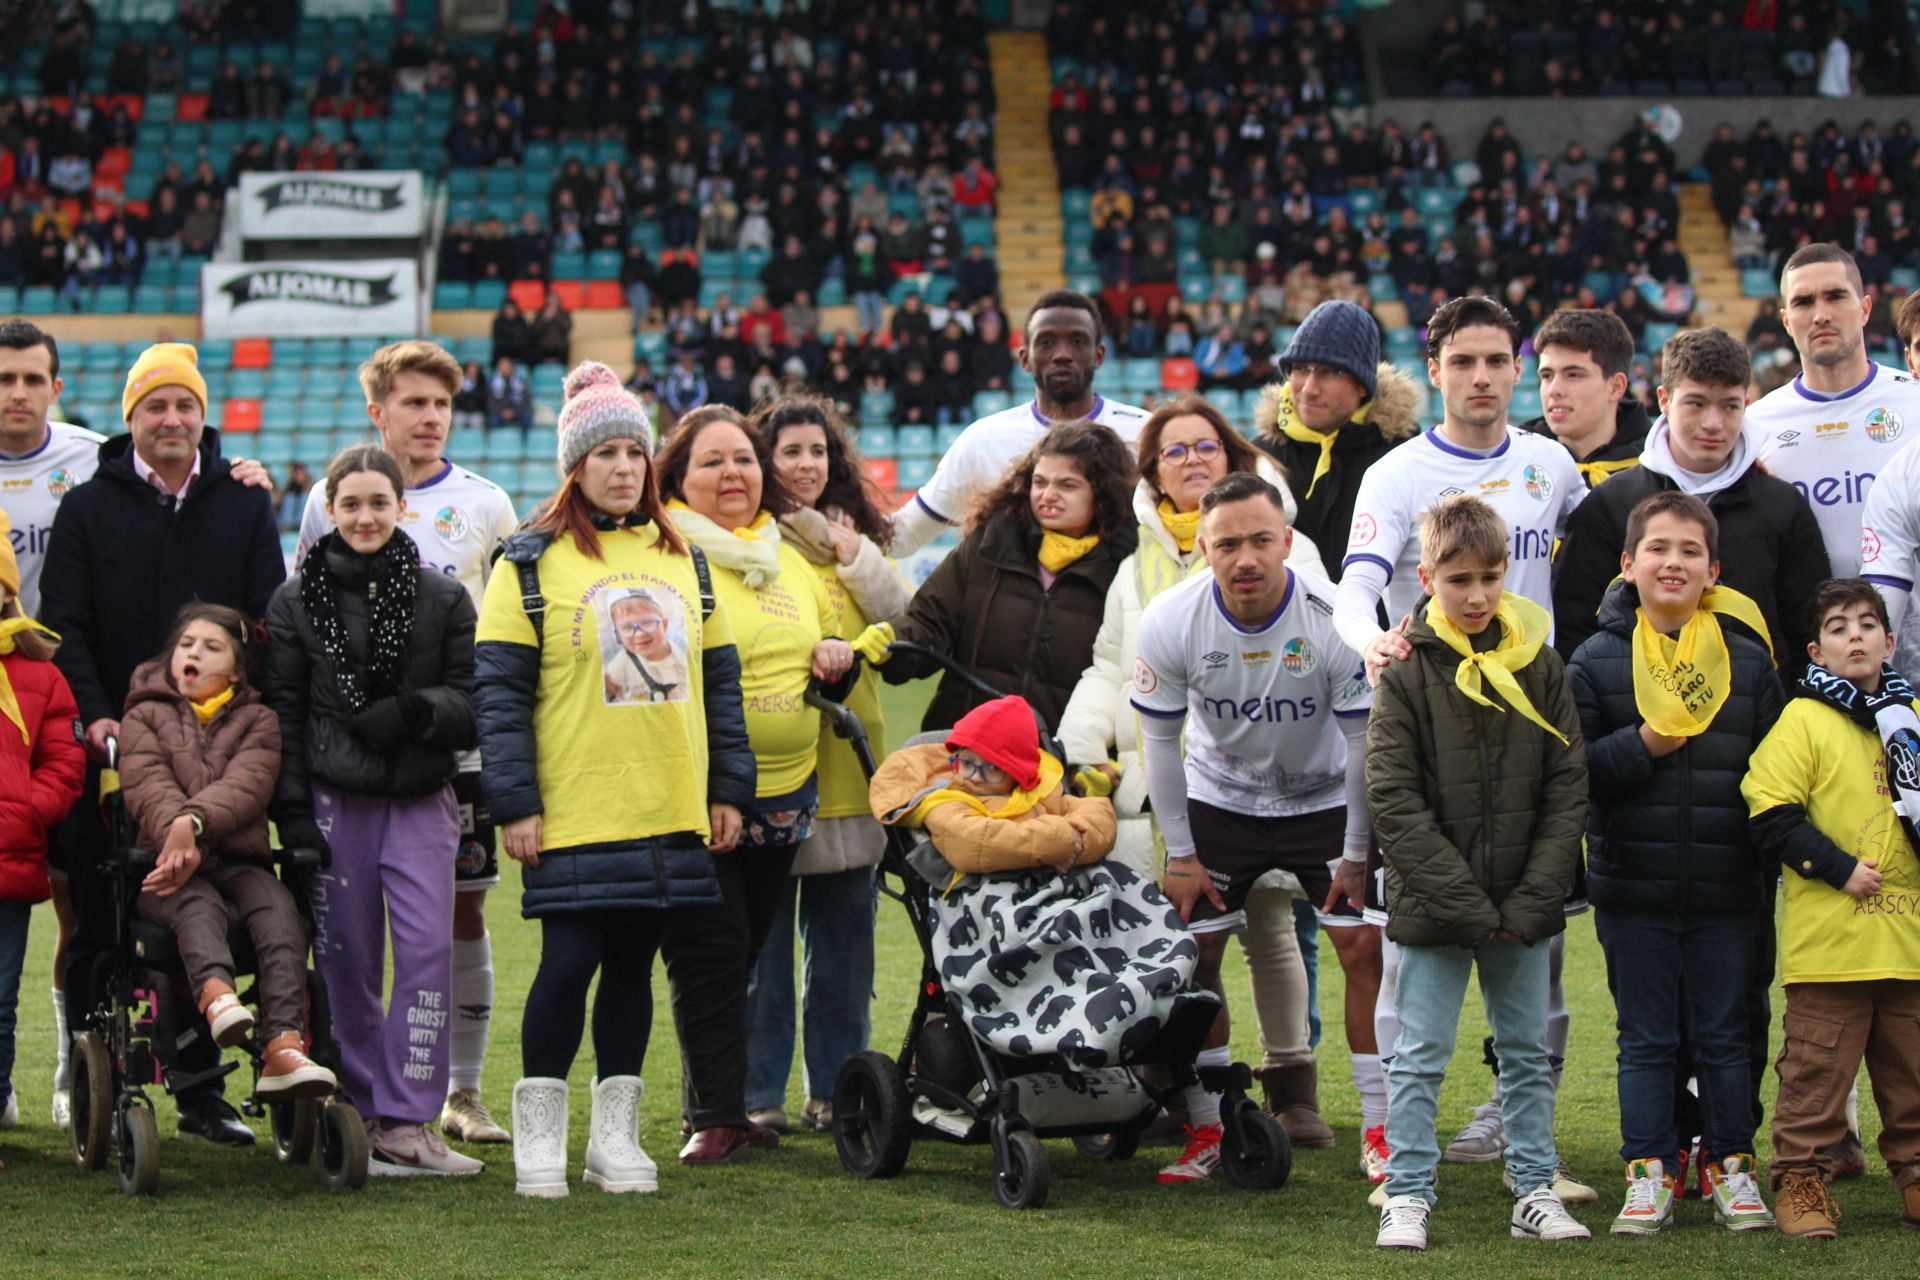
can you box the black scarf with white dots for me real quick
[301,530,420,714]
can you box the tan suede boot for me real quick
[1256,1063,1335,1149]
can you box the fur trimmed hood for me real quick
[1252,361,1424,446]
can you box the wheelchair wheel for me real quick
[117,1105,160,1196]
[270,1099,317,1165]
[317,1102,369,1191]
[1072,1127,1140,1162]
[71,1031,112,1172]
[991,1127,1050,1210]
[832,1050,912,1179]
[1219,1103,1291,1191]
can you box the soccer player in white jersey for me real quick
[297,341,519,1146]
[888,290,1148,556]
[1753,243,1920,577]
[1133,472,1373,1185]
[1330,296,1591,1201]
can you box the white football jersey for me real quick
[1859,432,1920,673]
[297,459,519,609]
[1131,565,1371,818]
[0,420,103,615]
[1341,427,1583,623]
[910,394,1149,526]
[1751,363,1920,575]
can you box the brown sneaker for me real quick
[1901,1181,1920,1228]
[1775,1168,1841,1239]
[256,1032,337,1100]
[197,978,254,1048]
[1256,1064,1336,1149]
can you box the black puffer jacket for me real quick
[883,514,1136,733]
[1567,581,1785,918]
[263,532,476,819]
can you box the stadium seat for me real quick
[937,423,966,452]
[1641,322,1680,354]
[435,281,473,309]
[509,280,547,312]
[20,287,56,315]
[898,457,936,490]
[855,425,896,458]
[971,390,1012,417]
[197,338,235,369]
[223,399,263,434]
[472,281,508,310]
[551,251,587,280]
[1161,358,1199,392]
[232,339,273,369]
[895,426,936,458]
[1741,269,1775,299]
[860,457,898,492]
[228,370,269,399]
[587,249,623,281]
[550,280,587,311]
[585,281,625,309]
[261,403,302,433]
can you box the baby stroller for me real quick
[809,644,1290,1209]
[67,737,369,1195]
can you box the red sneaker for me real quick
[1362,1124,1390,1184]
[1156,1123,1223,1184]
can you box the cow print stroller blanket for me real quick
[932,859,1205,1068]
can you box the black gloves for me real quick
[276,817,332,868]
[351,692,430,751]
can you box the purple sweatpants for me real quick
[310,783,458,1127]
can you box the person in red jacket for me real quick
[0,509,85,1147]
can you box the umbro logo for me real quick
[1777,430,1801,443]
[1440,486,1466,497]
[1203,650,1229,670]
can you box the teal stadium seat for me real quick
[895,426,936,458]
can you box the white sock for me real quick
[52,987,69,1087]
[1183,1046,1231,1129]
[1352,1053,1388,1129]
[448,932,492,1094]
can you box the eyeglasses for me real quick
[1289,361,1351,383]
[616,618,667,637]
[948,753,1006,782]
[1159,438,1224,465]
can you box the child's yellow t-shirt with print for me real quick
[1742,696,1920,984]
[475,525,733,848]
[708,541,841,799]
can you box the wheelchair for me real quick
[68,738,370,1195]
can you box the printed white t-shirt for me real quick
[0,420,103,615]
[910,394,1149,525]
[1751,363,1920,576]
[1131,565,1371,818]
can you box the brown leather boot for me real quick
[197,978,254,1048]
[256,1032,337,1100]
[1257,1063,1335,1149]
[1774,1168,1841,1239]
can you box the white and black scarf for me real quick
[301,531,420,714]
[1800,660,1920,853]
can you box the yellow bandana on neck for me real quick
[1631,585,1773,737]
[1425,591,1568,744]
[1038,530,1100,574]
[1272,382,1372,499]
[190,683,237,726]
[899,753,1067,894]
[1576,457,1639,487]
[1156,498,1200,554]
[0,615,59,744]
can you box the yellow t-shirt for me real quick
[710,540,841,799]
[805,555,889,820]
[475,525,733,847]
[1742,697,1920,984]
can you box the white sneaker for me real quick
[1377,1194,1431,1250]
[1504,1157,1599,1204]
[50,1088,69,1132]
[1706,1154,1775,1231]
[584,1075,657,1194]
[369,1122,485,1177]
[1611,1158,1675,1236]
[1444,1100,1506,1163]
[512,1076,570,1198]
[441,1088,511,1143]
[1511,1186,1592,1241]
[0,1091,16,1126]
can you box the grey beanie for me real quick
[1281,300,1380,399]
[556,360,652,477]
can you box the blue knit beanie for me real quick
[1281,300,1380,399]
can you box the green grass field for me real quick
[0,680,1905,1278]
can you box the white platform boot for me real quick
[584,1075,658,1193]
[512,1077,570,1198]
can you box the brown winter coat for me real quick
[119,659,280,863]
[869,743,1117,875]
[1364,612,1587,947]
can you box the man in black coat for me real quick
[1554,327,1830,667]
[40,342,285,1146]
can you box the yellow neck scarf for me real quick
[1632,585,1773,737]
[1156,498,1200,554]
[1576,457,1639,487]
[1273,382,1372,499]
[0,615,60,744]
[190,683,237,726]
[900,753,1067,894]
[1425,591,1568,744]
[1038,530,1100,574]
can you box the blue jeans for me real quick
[0,901,30,1107]
[745,867,877,1109]
[854,291,885,337]
[1291,896,1321,1049]
[1596,907,1755,1160]
[1386,937,1557,1202]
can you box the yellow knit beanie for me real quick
[122,342,208,421]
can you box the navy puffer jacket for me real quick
[1567,581,1785,918]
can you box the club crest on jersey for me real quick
[1522,464,1552,502]
[434,506,470,540]
[1868,407,1904,444]
[1280,637,1315,676]
[46,467,74,499]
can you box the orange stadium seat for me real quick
[549,280,586,311]
[223,399,262,434]
[584,281,624,310]
[861,457,898,491]
[1161,358,1198,392]
[175,94,210,122]
[231,339,273,369]
[509,279,547,312]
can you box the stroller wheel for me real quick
[270,1099,318,1165]
[992,1127,1050,1210]
[832,1050,912,1179]
[1072,1128,1141,1162]
[117,1104,160,1196]
[317,1102,370,1191]
[71,1032,112,1172]
[1219,1103,1291,1191]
